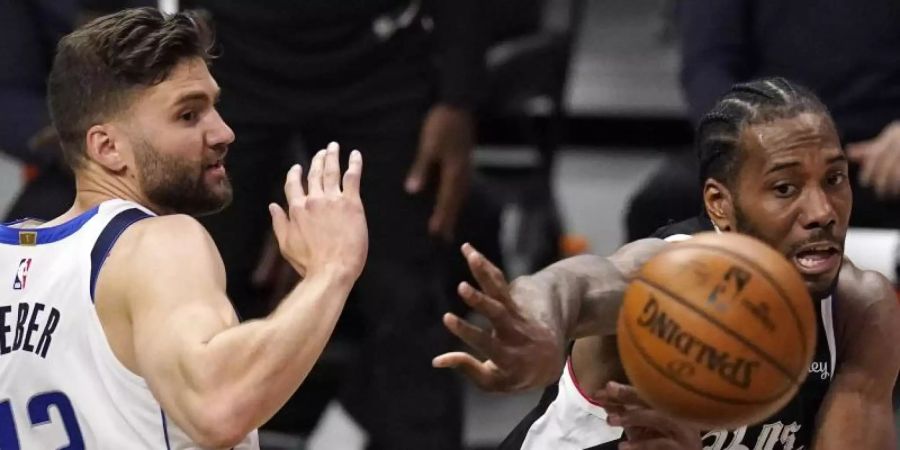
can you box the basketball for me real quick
[616,232,817,429]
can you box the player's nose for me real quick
[207,109,235,147]
[799,186,837,230]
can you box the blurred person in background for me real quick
[81,1,486,448]
[0,0,78,220]
[0,0,155,222]
[626,0,900,242]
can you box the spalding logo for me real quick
[637,296,760,389]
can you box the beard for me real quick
[133,137,232,217]
[732,202,765,240]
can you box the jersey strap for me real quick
[89,208,153,301]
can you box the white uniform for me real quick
[0,199,259,449]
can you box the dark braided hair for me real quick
[697,77,833,189]
[48,7,215,169]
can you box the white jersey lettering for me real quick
[0,200,259,449]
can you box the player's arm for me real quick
[433,238,668,391]
[812,264,900,450]
[102,146,367,448]
[528,238,669,339]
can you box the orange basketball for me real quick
[616,232,817,429]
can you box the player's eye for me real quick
[179,111,197,122]
[826,172,846,186]
[773,183,797,198]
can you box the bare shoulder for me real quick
[101,214,225,295]
[608,238,669,276]
[834,259,900,367]
[122,214,216,250]
[616,237,669,256]
[836,259,897,314]
[117,214,219,261]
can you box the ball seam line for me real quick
[621,309,786,406]
[667,242,809,361]
[635,277,802,386]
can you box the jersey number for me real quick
[0,392,84,449]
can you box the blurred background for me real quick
[1,0,898,449]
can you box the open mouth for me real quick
[792,243,841,275]
[205,160,224,171]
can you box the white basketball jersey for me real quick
[0,199,259,449]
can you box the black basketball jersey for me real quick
[499,217,836,450]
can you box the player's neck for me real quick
[43,172,160,227]
[77,178,158,212]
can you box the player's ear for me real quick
[703,178,736,232]
[85,124,127,172]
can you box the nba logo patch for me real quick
[13,258,32,290]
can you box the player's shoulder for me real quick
[649,215,715,240]
[836,259,896,311]
[835,259,900,345]
[92,214,225,312]
[109,214,222,275]
[830,259,900,385]
[122,214,214,250]
[613,215,715,264]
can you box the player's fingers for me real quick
[323,142,341,195]
[269,203,289,247]
[619,438,680,450]
[592,386,630,413]
[307,149,327,196]
[458,282,509,322]
[432,351,480,369]
[342,150,363,197]
[599,400,626,416]
[442,312,494,358]
[620,426,647,446]
[432,352,499,390]
[607,408,687,436]
[606,382,649,408]
[609,409,665,432]
[405,143,436,194]
[429,161,467,239]
[283,164,305,204]
[461,243,512,303]
[457,282,522,338]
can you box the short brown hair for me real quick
[47,7,214,169]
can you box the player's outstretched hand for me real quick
[595,382,703,450]
[269,142,368,282]
[432,243,566,392]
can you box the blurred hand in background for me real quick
[849,121,900,199]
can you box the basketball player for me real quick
[434,78,900,449]
[0,8,368,449]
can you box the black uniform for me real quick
[501,217,836,450]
